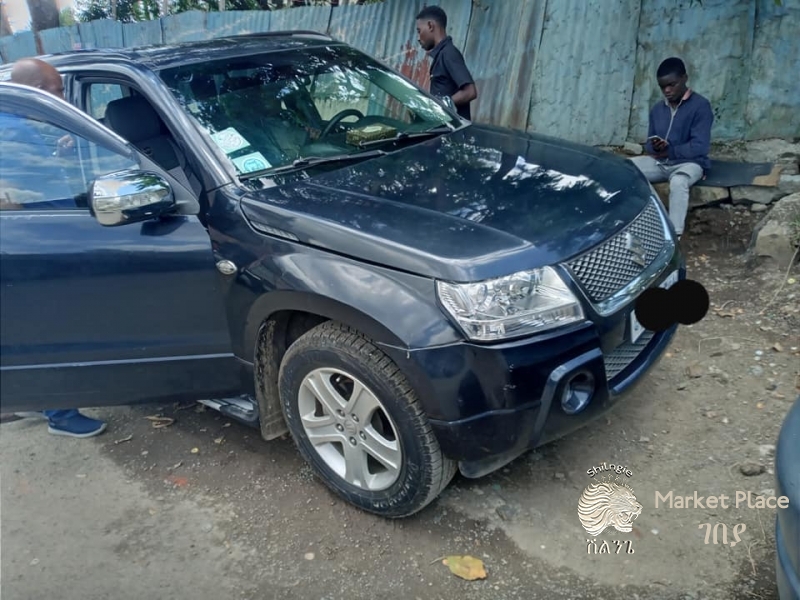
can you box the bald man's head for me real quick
[10,58,64,99]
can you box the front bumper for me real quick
[384,262,682,478]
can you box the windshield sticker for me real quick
[232,152,272,173]
[210,127,251,155]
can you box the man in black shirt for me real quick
[415,6,478,120]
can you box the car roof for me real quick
[0,31,344,73]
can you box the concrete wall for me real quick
[1,0,798,146]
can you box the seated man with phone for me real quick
[630,57,714,239]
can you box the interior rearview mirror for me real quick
[89,170,176,227]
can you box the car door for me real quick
[0,82,241,413]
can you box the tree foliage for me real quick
[27,0,60,31]
[74,0,384,22]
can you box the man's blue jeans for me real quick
[43,409,80,421]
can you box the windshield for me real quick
[158,44,461,178]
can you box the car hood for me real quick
[240,124,657,281]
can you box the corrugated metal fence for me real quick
[1,0,798,145]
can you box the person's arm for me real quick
[668,101,713,161]
[453,83,477,106]
[442,47,477,108]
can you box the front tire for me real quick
[278,321,456,518]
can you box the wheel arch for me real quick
[248,291,416,443]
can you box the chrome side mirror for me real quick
[89,170,175,226]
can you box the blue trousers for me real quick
[43,409,80,421]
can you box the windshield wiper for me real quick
[240,149,387,180]
[356,125,454,149]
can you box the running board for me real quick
[198,395,260,429]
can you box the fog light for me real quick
[560,371,595,415]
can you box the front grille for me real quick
[604,331,655,381]
[566,200,666,303]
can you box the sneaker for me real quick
[48,412,107,438]
[15,411,48,420]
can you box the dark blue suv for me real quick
[0,32,683,517]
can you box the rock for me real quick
[686,364,704,378]
[751,203,768,213]
[744,139,800,164]
[780,161,800,176]
[731,185,782,205]
[710,370,730,384]
[496,504,518,521]
[759,444,776,459]
[759,488,776,497]
[749,193,800,269]
[761,191,800,221]
[750,366,764,376]
[677,382,687,390]
[740,462,765,476]
[754,221,797,269]
[690,186,729,206]
[623,142,643,155]
[766,380,778,391]
[779,174,800,196]
[639,436,651,443]
[554,472,566,480]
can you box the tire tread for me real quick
[279,321,456,517]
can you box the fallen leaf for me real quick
[442,555,487,581]
[166,475,189,487]
[145,416,175,429]
[190,447,199,454]
[114,435,133,445]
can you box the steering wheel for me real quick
[319,109,365,139]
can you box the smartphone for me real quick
[648,135,666,142]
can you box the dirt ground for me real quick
[2,204,799,600]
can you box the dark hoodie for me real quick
[644,89,714,172]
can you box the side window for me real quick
[87,83,125,122]
[0,111,137,211]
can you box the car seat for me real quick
[104,96,195,192]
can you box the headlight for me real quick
[436,267,585,342]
